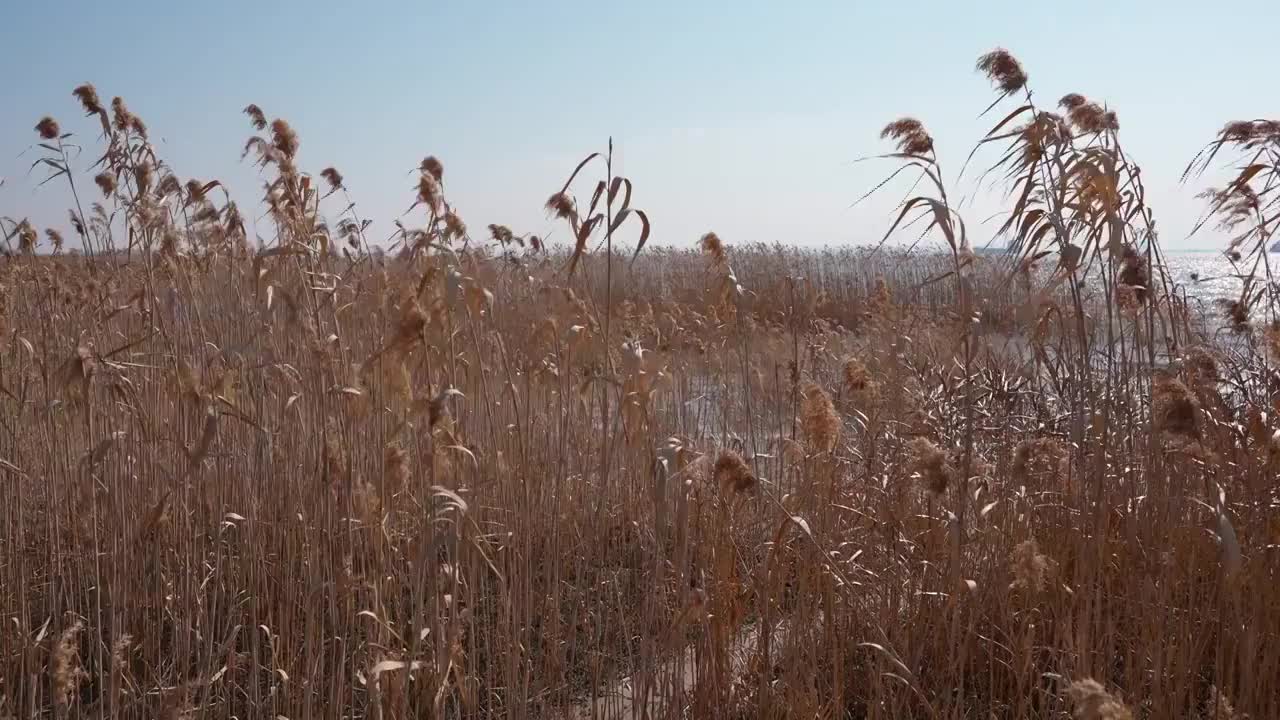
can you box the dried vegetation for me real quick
[1,53,1278,718]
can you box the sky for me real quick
[2,0,1278,253]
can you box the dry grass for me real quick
[1,53,1278,719]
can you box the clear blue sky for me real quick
[3,0,1277,252]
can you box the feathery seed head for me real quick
[68,209,85,237]
[1153,372,1200,439]
[17,221,38,253]
[160,229,180,256]
[976,48,1028,93]
[416,173,442,213]
[94,171,116,196]
[36,116,61,139]
[444,210,467,241]
[489,224,514,246]
[134,161,153,194]
[1065,679,1133,720]
[1013,436,1066,484]
[1221,119,1280,143]
[713,449,756,496]
[1058,93,1087,110]
[1223,298,1250,330]
[1016,111,1071,164]
[907,437,952,496]
[800,381,840,453]
[185,179,207,203]
[243,104,267,130]
[1060,95,1118,134]
[111,97,132,132]
[1117,246,1148,307]
[842,357,881,409]
[881,117,934,154]
[52,615,88,707]
[421,156,444,183]
[881,117,923,138]
[270,118,299,159]
[1223,120,1254,140]
[842,357,870,392]
[320,167,344,192]
[72,83,103,115]
[1183,347,1221,389]
[546,192,575,220]
[1009,539,1049,594]
[157,173,181,198]
[224,201,246,239]
[45,229,64,253]
[700,232,726,264]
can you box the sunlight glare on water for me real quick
[1162,251,1258,305]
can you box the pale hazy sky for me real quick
[3,0,1278,252]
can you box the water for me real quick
[987,251,1267,364]
[1163,250,1270,305]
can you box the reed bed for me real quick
[1,50,1278,718]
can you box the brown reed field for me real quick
[1,49,1278,718]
